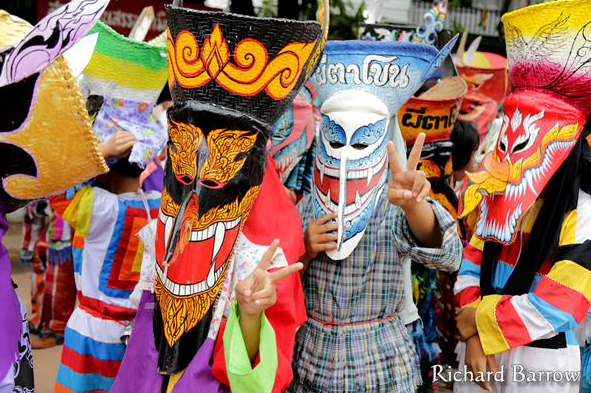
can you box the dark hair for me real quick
[451,120,480,171]
[86,95,104,119]
[110,159,143,178]
[156,85,172,105]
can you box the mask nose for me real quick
[336,149,348,252]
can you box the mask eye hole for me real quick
[235,152,248,162]
[499,140,507,154]
[329,141,345,149]
[512,138,529,153]
[351,143,368,150]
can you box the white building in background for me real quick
[205,0,266,10]
[204,0,552,37]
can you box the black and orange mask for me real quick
[154,3,328,374]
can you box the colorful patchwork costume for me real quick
[0,0,110,390]
[288,38,463,392]
[454,1,591,392]
[52,19,168,393]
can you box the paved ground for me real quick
[7,221,61,393]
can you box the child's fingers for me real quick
[269,262,304,283]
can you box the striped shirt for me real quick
[454,190,591,355]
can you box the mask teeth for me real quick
[319,160,325,184]
[367,165,373,187]
[355,191,362,209]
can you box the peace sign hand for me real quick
[235,239,304,317]
[387,133,431,210]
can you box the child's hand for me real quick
[386,133,431,211]
[304,212,338,259]
[235,239,303,317]
[99,131,136,160]
[465,335,498,391]
[456,306,478,341]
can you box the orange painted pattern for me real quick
[167,24,317,100]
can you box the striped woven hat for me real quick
[82,21,168,104]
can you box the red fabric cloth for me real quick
[211,157,308,392]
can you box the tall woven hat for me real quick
[311,38,457,113]
[398,76,467,146]
[81,21,168,104]
[166,2,328,132]
[0,0,109,209]
[502,0,591,114]
[81,21,169,169]
[458,0,591,244]
[456,50,507,107]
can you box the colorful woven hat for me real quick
[459,0,591,244]
[399,76,467,146]
[82,21,168,104]
[82,21,169,169]
[0,0,109,209]
[313,39,456,111]
[166,6,327,131]
[456,51,507,107]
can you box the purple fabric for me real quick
[111,291,162,393]
[174,339,228,393]
[142,167,165,193]
[0,204,21,381]
[112,291,227,393]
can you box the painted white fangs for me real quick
[156,215,241,297]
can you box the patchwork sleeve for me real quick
[476,191,591,356]
[395,199,463,272]
[454,235,484,309]
[50,186,95,237]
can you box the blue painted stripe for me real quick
[57,364,114,393]
[459,259,481,278]
[529,293,579,333]
[64,327,126,362]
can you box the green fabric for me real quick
[89,22,167,70]
[223,304,278,393]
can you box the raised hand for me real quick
[98,130,137,160]
[387,133,431,210]
[235,239,304,317]
[304,212,338,259]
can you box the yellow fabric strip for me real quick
[547,260,591,302]
[559,210,578,246]
[469,235,485,251]
[84,52,168,91]
[166,370,186,393]
[62,187,95,238]
[476,294,511,355]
